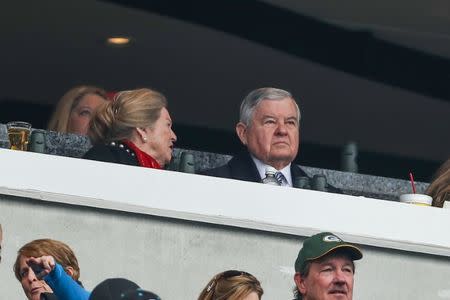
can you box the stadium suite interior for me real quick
[2,0,450,181]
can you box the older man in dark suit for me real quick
[201,87,309,186]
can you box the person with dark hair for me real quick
[89,278,160,300]
[84,88,177,169]
[14,239,89,300]
[426,157,450,207]
[293,232,362,300]
[198,270,263,300]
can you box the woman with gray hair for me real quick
[84,88,177,169]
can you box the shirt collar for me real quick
[250,155,292,187]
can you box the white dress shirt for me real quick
[251,155,292,187]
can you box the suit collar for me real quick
[227,150,307,183]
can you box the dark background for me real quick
[1,0,449,181]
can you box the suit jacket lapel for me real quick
[291,163,308,179]
[228,151,262,183]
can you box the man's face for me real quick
[295,256,355,300]
[236,98,299,170]
[18,255,53,300]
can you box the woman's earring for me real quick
[143,136,148,142]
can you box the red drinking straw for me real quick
[409,172,416,194]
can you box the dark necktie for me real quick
[275,172,286,185]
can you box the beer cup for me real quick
[399,193,432,206]
[6,121,31,151]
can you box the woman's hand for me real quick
[26,255,56,279]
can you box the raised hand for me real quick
[26,255,56,279]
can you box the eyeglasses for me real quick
[206,270,254,293]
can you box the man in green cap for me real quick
[293,232,363,300]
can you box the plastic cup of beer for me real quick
[399,193,432,206]
[6,121,32,151]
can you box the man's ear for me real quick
[65,266,75,278]
[235,122,248,145]
[294,272,307,295]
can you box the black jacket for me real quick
[200,150,341,193]
[83,142,139,166]
[199,150,307,182]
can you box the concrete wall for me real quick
[1,194,450,300]
[1,148,450,299]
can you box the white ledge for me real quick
[1,148,449,257]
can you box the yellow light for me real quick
[106,36,132,46]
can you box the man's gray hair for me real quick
[239,87,301,126]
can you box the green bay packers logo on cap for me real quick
[323,235,342,242]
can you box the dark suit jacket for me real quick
[200,150,341,193]
[200,150,307,182]
[83,142,139,166]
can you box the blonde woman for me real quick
[48,85,108,135]
[426,157,450,207]
[198,270,263,300]
[84,88,177,169]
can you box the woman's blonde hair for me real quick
[13,239,81,281]
[426,158,450,207]
[47,85,107,133]
[88,88,167,145]
[198,270,263,300]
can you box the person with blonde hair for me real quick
[84,88,177,169]
[426,157,450,207]
[14,238,89,300]
[198,270,263,300]
[48,85,108,135]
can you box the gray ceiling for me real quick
[264,0,450,59]
[2,0,449,163]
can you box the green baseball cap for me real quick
[295,232,363,272]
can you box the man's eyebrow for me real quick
[317,261,333,267]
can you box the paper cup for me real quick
[399,194,433,206]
